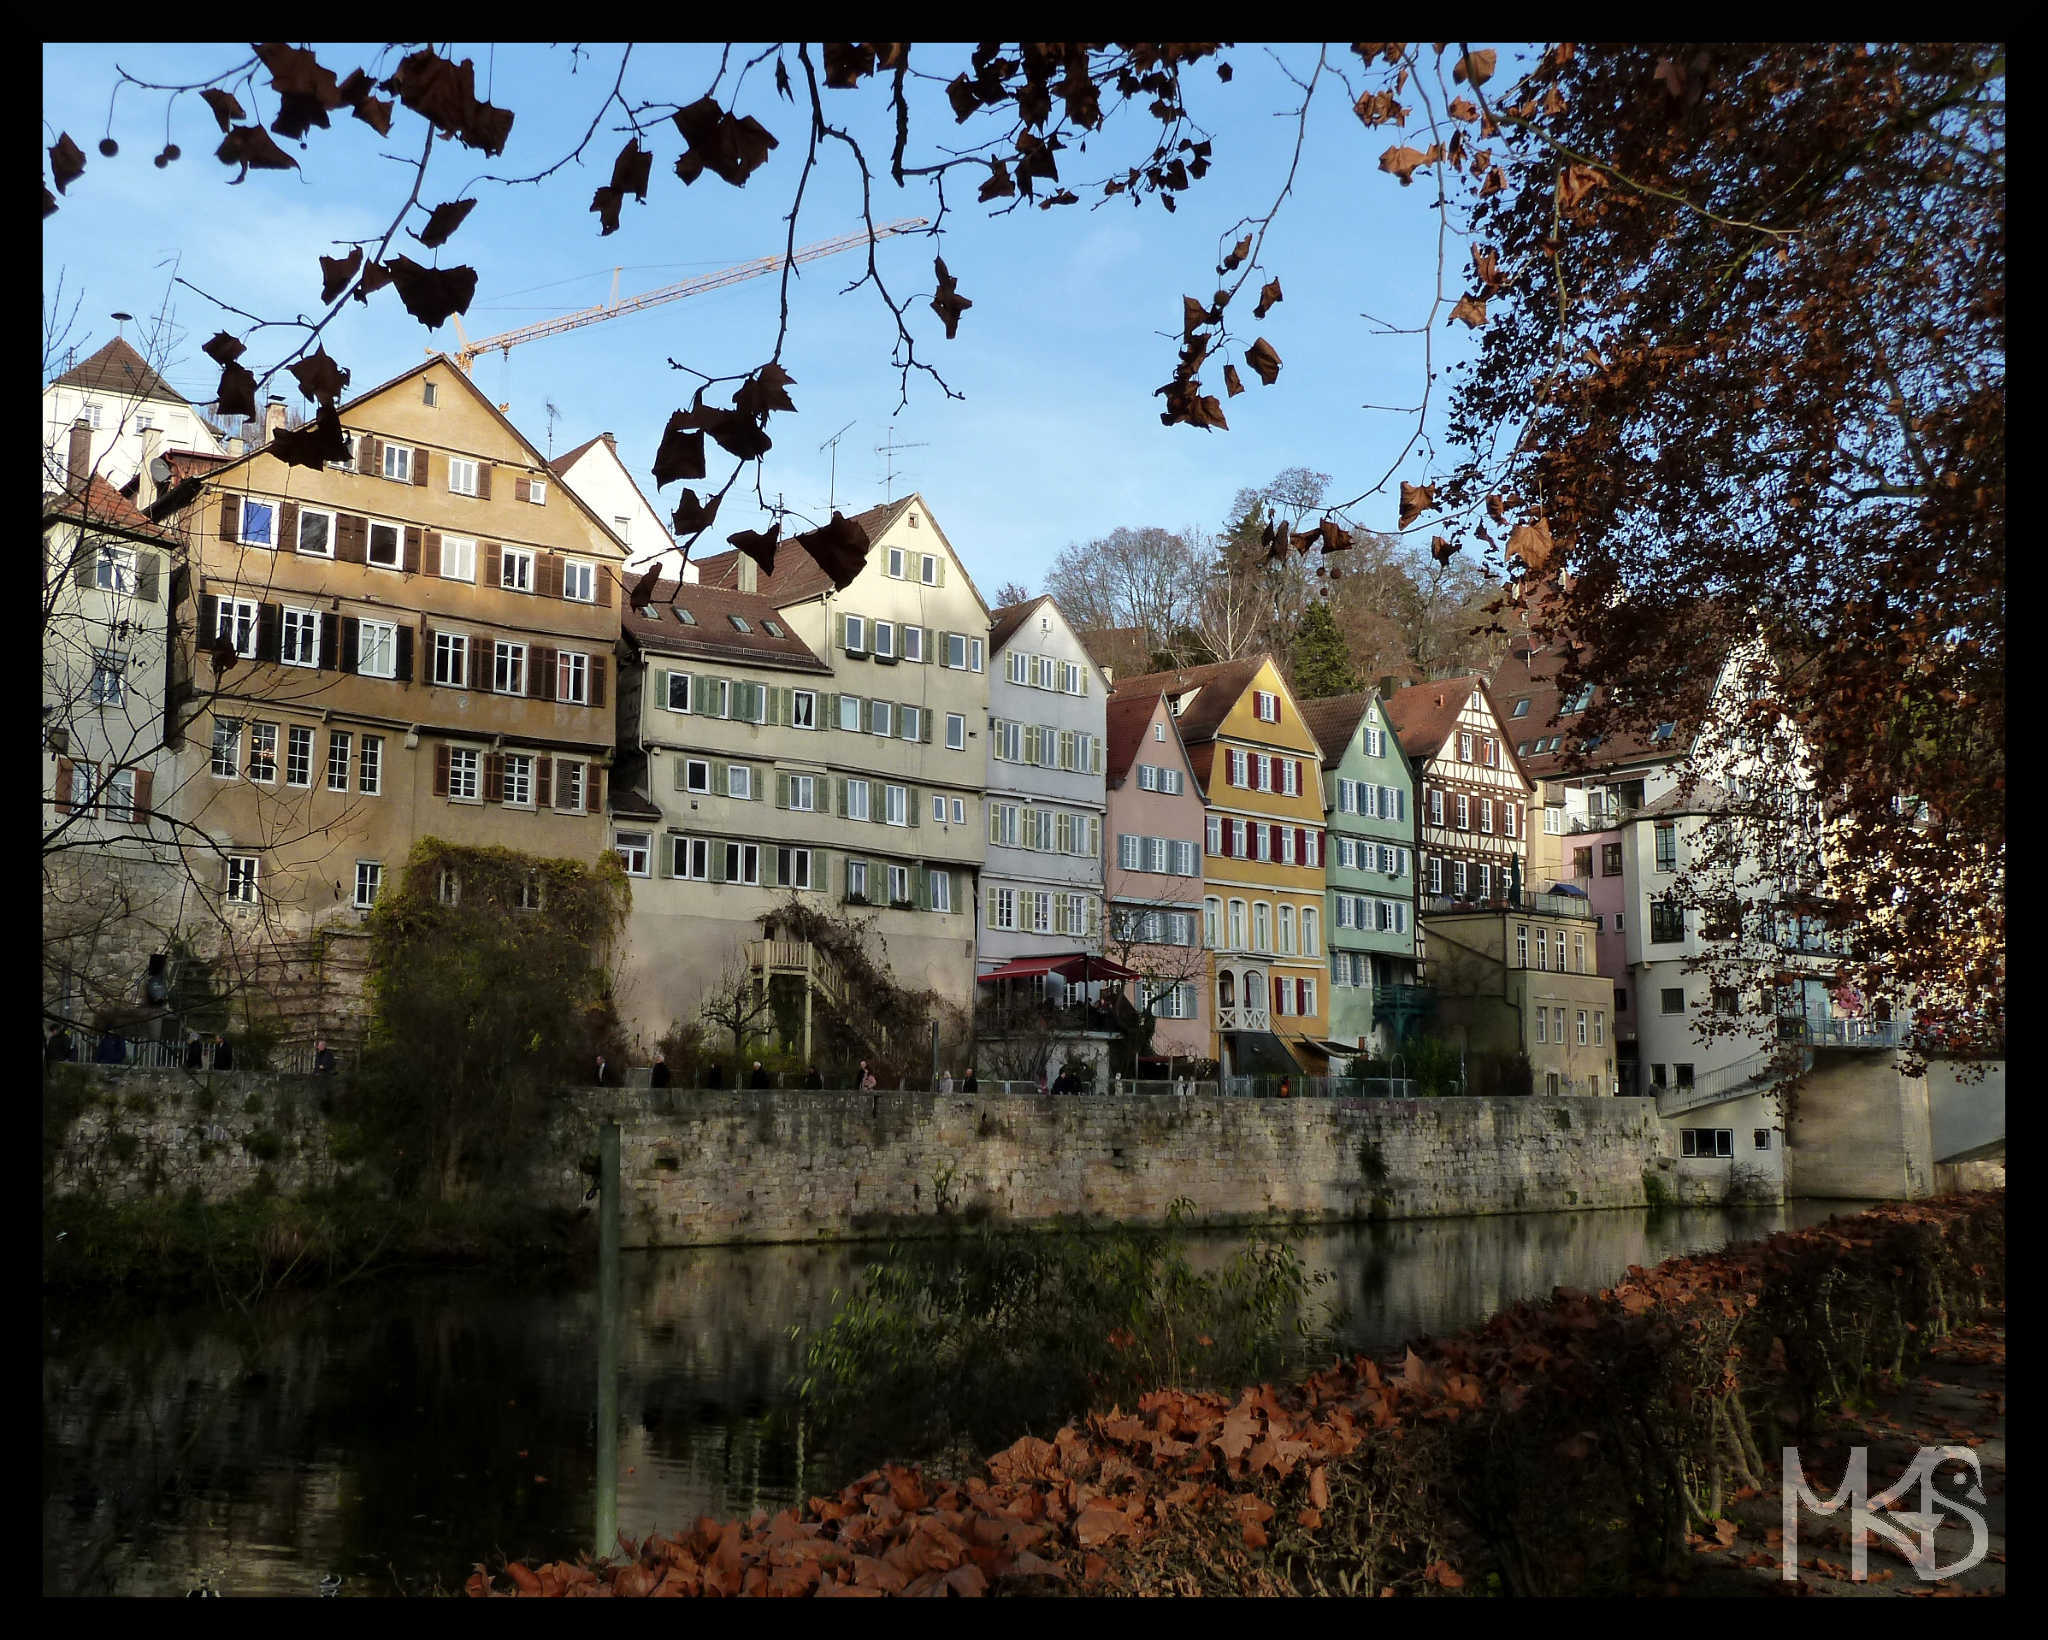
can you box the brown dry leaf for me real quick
[1244,337,1282,386]
[336,68,393,136]
[1454,50,1497,87]
[1254,278,1283,320]
[215,360,258,422]
[1221,233,1252,273]
[1308,1466,1331,1510]
[382,256,477,329]
[287,347,350,403]
[318,247,363,303]
[1243,1520,1269,1549]
[416,198,478,249]
[216,124,298,178]
[505,1561,541,1595]
[672,96,778,187]
[930,257,972,339]
[793,509,872,591]
[1449,294,1487,329]
[1715,1518,1739,1547]
[978,158,1014,201]
[49,133,87,194]
[1653,58,1687,100]
[1448,96,1478,122]
[1352,89,1407,127]
[268,402,350,469]
[1506,518,1555,571]
[653,411,707,487]
[1430,534,1458,565]
[199,88,245,133]
[201,331,247,366]
[1223,363,1245,397]
[733,361,799,421]
[1398,481,1436,528]
[1557,164,1605,209]
[1426,1558,1466,1589]
[1378,145,1430,186]
[381,49,514,155]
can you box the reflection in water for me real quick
[43,1202,1838,1595]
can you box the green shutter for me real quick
[776,772,790,809]
[836,612,847,651]
[835,777,848,818]
[922,708,933,743]
[657,668,670,709]
[915,865,930,911]
[908,786,921,827]
[710,842,727,884]
[934,557,946,586]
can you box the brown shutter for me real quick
[590,654,607,707]
[536,756,552,809]
[256,602,281,662]
[433,743,450,798]
[132,769,153,820]
[363,435,382,476]
[595,565,613,608]
[484,752,504,803]
[515,476,531,504]
[219,494,240,541]
[278,500,299,553]
[412,447,429,487]
[422,625,436,683]
[484,542,501,587]
[423,531,442,576]
[336,514,367,564]
[539,553,561,598]
[588,765,603,813]
[403,526,422,574]
[54,757,74,814]
[476,462,491,500]
[531,646,555,699]
[394,625,413,682]
[317,615,339,670]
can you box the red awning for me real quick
[977,956,1069,983]
[976,953,1145,984]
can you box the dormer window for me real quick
[729,614,751,633]
[763,618,785,638]
[675,607,697,626]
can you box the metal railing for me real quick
[1422,890,1596,920]
[1656,1043,1813,1118]
[41,1034,359,1074]
[1800,1012,1910,1049]
[1221,1074,1419,1099]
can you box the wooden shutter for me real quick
[921,709,933,743]
[336,514,367,564]
[908,786,921,828]
[476,462,491,500]
[219,494,240,541]
[132,769,153,820]
[1273,976,1285,1015]
[423,531,442,576]
[594,563,613,607]
[536,756,552,808]
[589,765,603,812]
[317,615,339,670]
[515,476,531,504]
[278,501,300,553]
[256,603,281,662]
[1296,978,1309,1016]
[403,526,422,575]
[590,655,606,707]
[484,752,504,803]
[432,743,450,798]
[422,624,437,682]
[835,778,848,818]
[199,593,220,643]
[538,552,560,598]
[532,646,556,699]
[53,757,74,813]
[72,544,94,589]
[394,625,413,682]
[484,542,501,587]
[411,447,429,486]
[776,772,790,809]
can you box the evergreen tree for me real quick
[1290,598,1356,700]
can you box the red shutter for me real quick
[412,447,429,487]
[514,476,531,504]
[1268,824,1281,859]
[590,654,606,707]
[476,462,491,500]
[219,494,240,541]
[1296,977,1308,1016]
[132,769,153,820]
[278,500,299,553]
[1273,976,1285,1014]
[54,757,74,814]
[433,743,450,797]
[402,526,422,574]
[423,531,442,576]
[536,756,553,808]
[484,542,501,587]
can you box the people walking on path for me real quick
[858,1060,877,1091]
[313,1040,337,1075]
[802,1066,823,1090]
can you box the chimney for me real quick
[226,435,247,457]
[601,431,616,450]
[737,554,758,595]
[67,418,92,487]
[262,395,288,446]
[136,427,164,509]
[1376,674,1399,698]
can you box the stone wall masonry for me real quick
[1786,1049,1934,1202]
[45,1069,348,1204]
[543,1089,1673,1250]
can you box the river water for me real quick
[43,1202,1842,1596]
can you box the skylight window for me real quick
[763,619,784,637]
[729,614,751,632]
[675,607,697,626]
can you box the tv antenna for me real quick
[543,398,561,457]
[876,429,928,502]
[817,421,856,512]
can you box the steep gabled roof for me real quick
[989,594,1055,653]
[694,497,913,604]
[49,337,192,407]
[1296,693,1375,769]
[1109,654,1270,746]
[621,577,831,674]
[42,472,180,543]
[1490,637,1692,778]
[548,432,608,474]
[1381,675,1484,762]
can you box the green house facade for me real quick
[1300,692,1425,1055]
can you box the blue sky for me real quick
[43,43,1494,588]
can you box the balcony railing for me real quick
[975,998,1129,1036]
[1422,890,1595,920]
[1371,984,1438,1022]
[1215,1005,1271,1032]
[1656,1042,1813,1118]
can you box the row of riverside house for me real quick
[44,345,1628,1095]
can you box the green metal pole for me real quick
[595,1121,620,1559]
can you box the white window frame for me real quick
[359,735,382,795]
[946,712,966,751]
[433,631,469,688]
[502,752,533,808]
[887,865,912,906]
[724,842,761,886]
[951,797,966,825]
[447,746,481,802]
[790,775,816,813]
[901,705,921,742]
[727,764,753,800]
[555,759,586,813]
[615,832,651,877]
[932,794,947,823]
[846,859,869,900]
[237,499,277,548]
[216,595,259,658]
[557,650,590,705]
[327,731,353,791]
[885,784,907,827]
[948,632,973,670]
[844,613,867,654]
[970,638,984,672]
[903,625,925,663]
[500,545,535,593]
[887,546,905,579]
[353,860,381,909]
[562,559,595,602]
[791,690,817,729]
[920,553,938,586]
[381,443,412,483]
[446,456,479,497]
[247,722,278,783]
[285,724,314,788]
[780,846,814,890]
[848,779,871,821]
[529,479,547,505]
[929,869,952,913]
[225,854,260,906]
[685,758,711,794]
[439,535,476,582]
[666,673,692,713]
[873,620,896,660]
[359,619,397,679]
[88,649,126,706]
[92,542,138,593]
[287,506,333,559]
[367,520,401,569]
[493,640,527,696]
[673,836,711,880]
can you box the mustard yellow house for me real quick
[162,357,628,1021]
[1111,656,1331,1077]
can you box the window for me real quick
[844,614,867,654]
[1476,863,1492,901]
[1537,928,1549,971]
[1428,856,1443,894]
[1453,859,1468,897]
[1660,987,1686,1015]
[887,865,913,908]
[779,847,814,890]
[1681,1128,1733,1159]
[1602,841,1624,876]
[736,681,767,723]
[971,638,985,672]
[1595,1012,1605,1045]
[285,725,314,787]
[901,706,921,741]
[89,649,126,705]
[433,631,469,687]
[447,457,479,496]
[238,501,276,547]
[665,673,693,713]
[382,443,412,483]
[1480,798,1495,834]
[790,690,817,730]
[1253,903,1272,953]
[727,764,753,800]
[1455,793,1470,830]
[728,614,752,634]
[929,869,952,913]
[529,480,547,505]
[920,553,939,586]
[92,543,137,592]
[518,873,543,911]
[885,785,907,826]
[702,677,728,718]
[1576,1010,1589,1046]
[887,546,905,579]
[327,731,353,791]
[837,693,862,732]
[1254,690,1279,722]
[787,775,816,813]
[951,797,967,826]
[1651,899,1687,945]
[615,832,651,876]
[422,381,438,407]
[1428,788,1444,826]
[448,747,480,801]
[763,618,785,638]
[673,836,710,880]
[81,402,102,429]
[1655,822,1678,872]
[555,760,585,812]
[493,641,527,695]
[903,626,925,662]
[368,521,402,568]
[872,700,893,738]
[247,722,278,783]
[500,546,534,592]
[353,861,381,908]
[932,794,946,823]
[1503,803,1517,838]
[215,596,259,657]
[1754,1129,1772,1151]
[946,632,972,669]
[720,842,760,885]
[439,535,475,582]
[502,753,533,807]
[946,712,966,751]
[1536,1007,1547,1044]
[225,854,259,905]
[359,736,382,795]
[847,779,871,821]
[1573,933,1587,974]
[358,619,397,678]
[101,767,137,821]
[557,651,589,704]
[872,620,895,659]
[562,559,595,602]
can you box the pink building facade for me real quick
[1104,692,1212,1065]
[1571,826,1636,1094]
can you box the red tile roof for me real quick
[1104,693,1161,783]
[1380,675,1485,762]
[1490,637,1691,777]
[548,432,608,476]
[621,576,830,674]
[693,497,908,604]
[49,336,192,406]
[989,595,1054,653]
[1108,654,1271,746]
[1296,692,1375,768]
[42,473,178,542]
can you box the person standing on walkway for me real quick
[313,1040,337,1075]
[938,1068,954,1094]
[859,1060,877,1091]
[594,1054,610,1086]
[803,1065,824,1090]
[961,1068,978,1092]
[211,1034,234,1071]
[748,1060,770,1089]
[649,1054,671,1088]
[703,1062,723,1089]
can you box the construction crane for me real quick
[440,218,929,374]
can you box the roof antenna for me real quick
[876,427,927,503]
[544,398,561,457]
[818,420,855,512]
